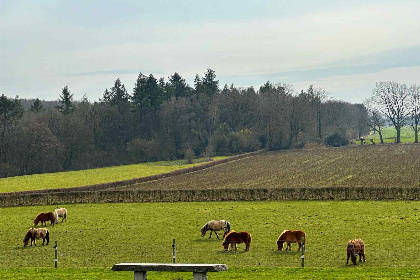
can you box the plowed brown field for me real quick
[122,144,420,191]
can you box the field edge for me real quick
[1,266,419,280]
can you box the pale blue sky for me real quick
[1,0,419,103]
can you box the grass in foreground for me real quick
[1,267,419,280]
[0,157,227,193]
[1,201,418,272]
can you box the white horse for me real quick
[54,208,67,223]
[200,220,231,239]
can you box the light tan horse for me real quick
[200,220,231,239]
[23,228,49,247]
[54,208,67,223]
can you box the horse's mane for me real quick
[23,229,33,242]
[279,230,288,237]
[200,223,208,235]
[223,230,236,240]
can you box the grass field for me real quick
[124,145,420,191]
[1,267,418,280]
[1,201,419,279]
[362,126,416,144]
[0,157,227,193]
[2,145,419,195]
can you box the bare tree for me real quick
[408,84,420,143]
[307,85,328,139]
[364,98,386,144]
[371,81,410,143]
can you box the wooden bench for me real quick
[112,263,228,280]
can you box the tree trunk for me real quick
[396,126,401,143]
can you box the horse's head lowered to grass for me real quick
[23,228,34,247]
[200,220,231,239]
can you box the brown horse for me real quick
[222,231,251,251]
[23,228,49,247]
[34,212,55,227]
[277,230,306,251]
[200,220,231,239]
[346,239,365,265]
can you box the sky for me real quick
[1,0,419,104]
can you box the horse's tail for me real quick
[225,221,231,233]
[45,230,50,245]
[49,212,55,226]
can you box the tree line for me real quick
[1,69,369,177]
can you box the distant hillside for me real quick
[19,98,60,110]
[124,144,420,191]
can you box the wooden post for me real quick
[53,241,58,268]
[172,239,176,263]
[300,237,305,267]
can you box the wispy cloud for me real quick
[61,69,159,77]
[1,1,419,101]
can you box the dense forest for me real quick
[0,69,369,178]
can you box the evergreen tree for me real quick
[132,73,149,115]
[202,68,219,98]
[168,72,190,99]
[146,74,163,112]
[57,86,74,115]
[102,78,129,106]
[0,94,24,164]
[29,98,45,113]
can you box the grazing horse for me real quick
[23,228,49,247]
[200,220,231,239]
[222,231,251,251]
[277,230,306,251]
[34,212,55,227]
[346,239,365,265]
[54,208,67,223]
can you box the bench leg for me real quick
[193,272,208,280]
[134,271,147,280]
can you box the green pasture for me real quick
[0,157,227,193]
[0,267,418,280]
[359,126,416,144]
[0,201,419,279]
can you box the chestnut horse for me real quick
[222,231,251,251]
[200,220,231,239]
[34,212,55,227]
[346,239,365,265]
[54,208,67,223]
[277,230,306,251]
[23,228,49,247]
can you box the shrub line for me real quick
[1,186,418,207]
